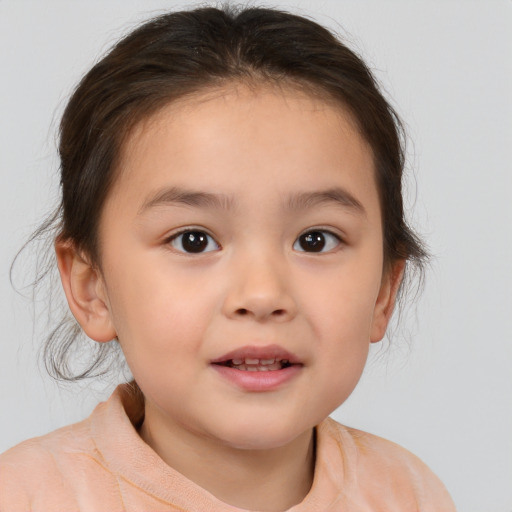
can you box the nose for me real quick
[222,252,298,323]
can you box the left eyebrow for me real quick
[286,187,366,216]
[138,186,235,215]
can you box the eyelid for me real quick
[293,227,344,253]
[165,227,221,254]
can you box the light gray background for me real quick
[1,1,511,510]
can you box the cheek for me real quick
[105,260,219,366]
[304,260,382,338]
[309,293,373,413]
[313,292,372,374]
[299,257,382,393]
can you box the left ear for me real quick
[55,240,117,343]
[370,259,405,343]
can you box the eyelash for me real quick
[165,228,343,254]
[293,229,342,253]
[166,229,220,254]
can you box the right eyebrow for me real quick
[138,186,235,215]
[286,187,366,217]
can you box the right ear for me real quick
[55,240,117,343]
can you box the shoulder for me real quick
[0,386,140,511]
[319,417,456,511]
[0,418,98,509]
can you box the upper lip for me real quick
[211,344,302,364]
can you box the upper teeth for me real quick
[232,358,288,365]
[227,358,291,372]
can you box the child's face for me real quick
[92,84,399,450]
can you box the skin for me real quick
[57,84,404,511]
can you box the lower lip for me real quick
[211,364,302,392]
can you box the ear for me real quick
[370,259,405,343]
[55,240,117,343]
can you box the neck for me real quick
[139,407,315,511]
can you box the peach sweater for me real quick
[0,384,455,511]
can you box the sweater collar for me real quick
[92,383,345,511]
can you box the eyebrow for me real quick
[287,188,366,216]
[139,186,234,214]
[139,185,365,216]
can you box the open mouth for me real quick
[214,358,294,372]
[210,346,302,390]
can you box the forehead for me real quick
[109,83,378,215]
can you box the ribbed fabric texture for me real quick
[0,384,456,511]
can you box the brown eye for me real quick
[294,230,340,253]
[170,231,219,253]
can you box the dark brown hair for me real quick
[27,5,427,380]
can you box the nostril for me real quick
[234,307,288,318]
[231,306,293,320]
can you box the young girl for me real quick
[0,5,456,511]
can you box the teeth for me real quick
[230,357,279,365]
[230,361,285,372]
[224,357,294,371]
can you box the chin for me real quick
[212,417,313,452]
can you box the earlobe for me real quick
[370,260,405,343]
[55,240,117,343]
